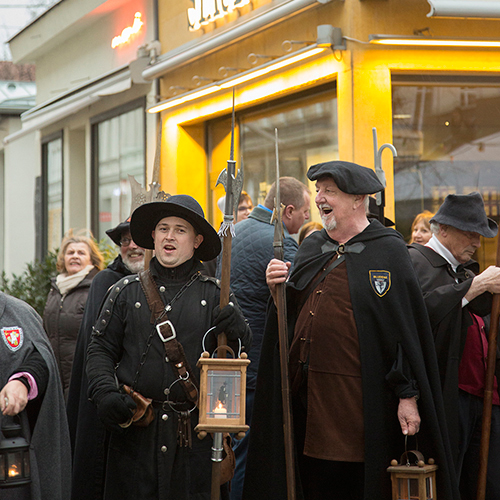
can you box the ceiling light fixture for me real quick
[369,34,500,48]
[147,25,344,114]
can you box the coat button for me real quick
[161,445,168,453]
[124,279,129,285]
[201,300,207,306]
[162,414,169,421]
[135,302,141,308]
[159,286,166,292]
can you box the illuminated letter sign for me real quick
[187,0,250,31]
[112,12,144,49]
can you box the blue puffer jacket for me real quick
[218,205,299,386]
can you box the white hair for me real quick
[430,222,440,234]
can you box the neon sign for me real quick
[187,0,250,32]
[112,12,144,49]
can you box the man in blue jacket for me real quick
[217,176,310,500]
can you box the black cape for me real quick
[243,221,459,500]
[408,243,499,461]
[67,255,133,500]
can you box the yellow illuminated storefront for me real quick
[145,0,500,266]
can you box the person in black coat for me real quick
[244,161,459,500]
[43,231,104,398]
[408,192,500,500]
[67,219,145,500]
[86,196,251,500]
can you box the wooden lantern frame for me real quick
[387,450,438,500]
[195,350,250,436]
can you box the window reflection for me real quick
[393,79,500,266]
[96,107,145,240]
[44,137,63,253]
[239,91,338,209]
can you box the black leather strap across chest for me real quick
[138,269,199,404]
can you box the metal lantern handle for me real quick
[201,326,242,358]
[400,449,426,467]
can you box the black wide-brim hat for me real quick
[105,218,131,246]
[430,192,498,238]
[130,195,221,261]
[307,160,384,195]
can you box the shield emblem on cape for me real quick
[369,270,391,297]
[2,326,24,351]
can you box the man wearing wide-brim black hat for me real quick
[409,191,500,500]
[244,161,460,500]
[68,216,146,500]
[86,195,252,500]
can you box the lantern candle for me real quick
[213,402,227,419]
[8,464,20,477]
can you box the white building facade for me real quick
[4,0,159,274]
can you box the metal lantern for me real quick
[0,418,31,489]
[387,450,438,500]
[195,350,250,439]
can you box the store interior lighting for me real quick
[147,25,343,114]
[369,34,500,48]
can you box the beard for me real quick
[123,252,145,273]
[321,213,337,231]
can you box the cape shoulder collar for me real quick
[409,243,479,274]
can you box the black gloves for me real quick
[97,391,137,432]
[212,303,248,341]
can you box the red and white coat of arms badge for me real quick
[2,326,24,352]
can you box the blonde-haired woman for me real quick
[409,210,435,245]
[43,230,104,398]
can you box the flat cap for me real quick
[307,160,384,195]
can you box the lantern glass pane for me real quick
[426,476,433,499]
[24,452,30,477]
[0,456,5,480]
[398,477,419,499]
[7,451,22,478]
[206,369,241,420]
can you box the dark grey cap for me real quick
[430,192,498,238]
[307,161,384,195]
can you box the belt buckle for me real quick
[156,319,177,342]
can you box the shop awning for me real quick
[142,0,325,80]
[427,0,500,18]
[3,68,133,145]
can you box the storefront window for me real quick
[205,85,338,216]
[392,76,500,267]
[239,89,337,211]
[93,105,145,239]
[42,135,63,253]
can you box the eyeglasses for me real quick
[120,237,132,247]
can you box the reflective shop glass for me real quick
[393,77,500,267]
[45,137,63,253]
[239,90,338,210]
[96,107,144,239]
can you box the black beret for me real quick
[307,161,384,195]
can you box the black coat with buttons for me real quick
[87,256,251,500]
[408,243,499,462]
